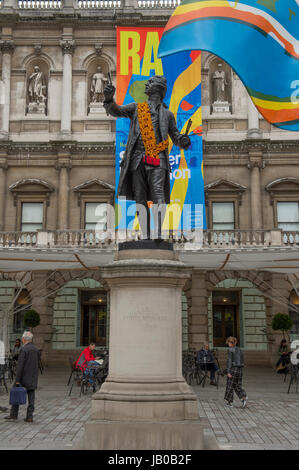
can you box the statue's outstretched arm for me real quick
[103,84,136,119]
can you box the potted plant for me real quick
[23,309,40,333]
[272,313,293,340]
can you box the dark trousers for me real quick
[11,389,35,419]
[200,363,218,381]
[131,163,167,239]
[224,367,246,403]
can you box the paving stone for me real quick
[0,365,298,450]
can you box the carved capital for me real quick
[56,158,72,171]
[247,160,265,170]
[0,158,8,171]
[0,40,15,55]
[248,152,265,171]
[60,40,76,56]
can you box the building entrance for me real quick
[80,290,107,346]
[212,290,240,347]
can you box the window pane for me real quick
[277,202,299,223]
[213,223,235,231]
[85,223,106,231]
[212,202,234,224]
[14,289,30,333]
[21,223,43,232]
[85,203,107,228]
[278,222,299,231]
[22,203,43,223]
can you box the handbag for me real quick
[9,386,27,405]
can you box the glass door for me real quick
[212,290,239,347]
[80,290,107,346]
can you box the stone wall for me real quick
[52,278,103,350]
[0,280,22,349]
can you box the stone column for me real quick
[267,273,290,365]
[247,95,262,139]
[30,271,52,361]
[81,246,206,450]
[56,156,71,230]
[0,40,15,140]
[186,271,209,350]
[59,40,76,139]
[0,155,8,230]
[248,152,264,230]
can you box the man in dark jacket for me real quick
[224,336,248,408]
[196,343,218,385]
[103,75,191,238]
[5,331,40,422]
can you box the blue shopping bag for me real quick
[9,386,27,405]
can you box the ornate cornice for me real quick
[203,139,299,156]
[0,141,114,155]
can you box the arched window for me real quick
[13,290,31,333]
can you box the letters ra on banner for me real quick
[115,27,206,231]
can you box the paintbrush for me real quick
[185,119,192,136]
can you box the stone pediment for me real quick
[73,178,115,194]
[266,177,299,193]
[204,179,247,193]
[9,178,55,193]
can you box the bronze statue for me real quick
[103,75,191,239]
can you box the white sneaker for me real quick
[241,396,248,408]
[225,401,233,407]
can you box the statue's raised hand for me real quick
[104,84,115,102]
[179,135,191,150]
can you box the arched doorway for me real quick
[208,278,268,350]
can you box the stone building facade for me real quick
[0,1,299,367]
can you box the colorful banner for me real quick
[115,26,206,232]
[159,0,299,132]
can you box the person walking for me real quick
[4,331,40,423]
[224,336,248,408]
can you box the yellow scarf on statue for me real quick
[137,102,169,167]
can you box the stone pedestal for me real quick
[27,102,46,115]
[212,100,230,113]
[81,242,206,450]
[88,102,105,114]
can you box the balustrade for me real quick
[0,229,287,249]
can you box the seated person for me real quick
[76,342,101,382]
[11,338,22,361]
[197,343,219,386]
[276,339,291,373]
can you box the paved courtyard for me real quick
[0,366,298,450]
